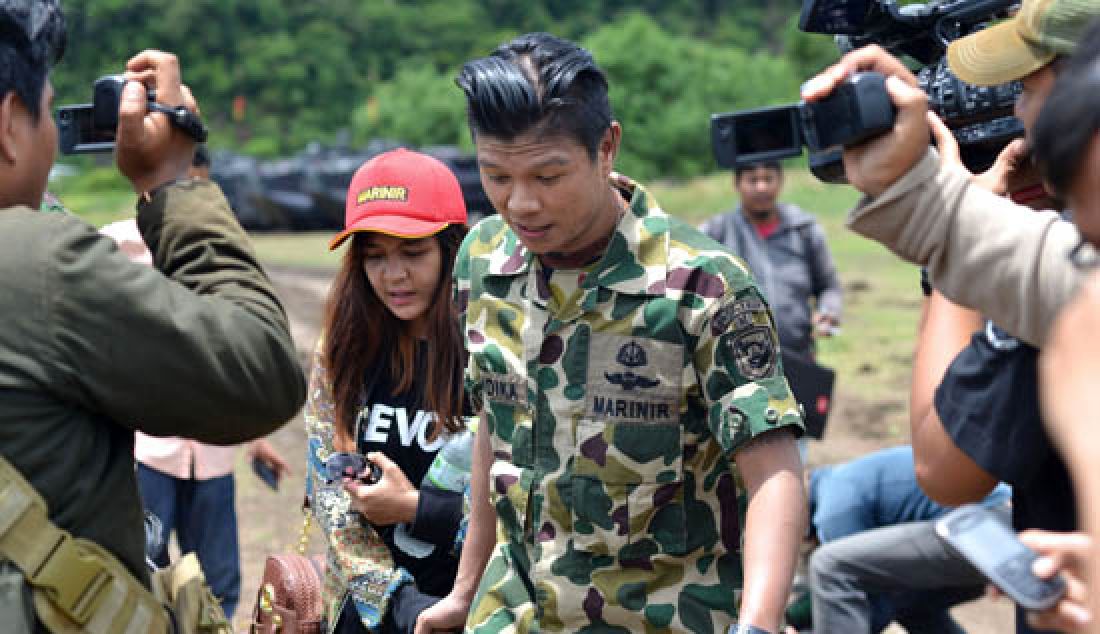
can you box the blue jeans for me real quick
[136,463,241,619]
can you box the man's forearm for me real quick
[847,149,1082,346]
[735,432,805,632]
[452,492,496,604]
[451,417,497,605]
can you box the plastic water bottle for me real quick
[394,427,474,558]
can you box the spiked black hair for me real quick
[456,32,611,159]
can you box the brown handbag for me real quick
[251,500,326,634]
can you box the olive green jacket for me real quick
[0,180,306,586]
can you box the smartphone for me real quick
[935,504,1066,611]
[251,456,280,491]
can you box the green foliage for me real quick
[51,0,841,178]
[351,64,472,151]
[586,13,800,180]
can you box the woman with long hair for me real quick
[304,148,470,634]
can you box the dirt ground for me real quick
[228,266,1015,633]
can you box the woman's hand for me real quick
[343,452,419,526]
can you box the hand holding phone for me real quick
[251,455,281,490]
[324,452,383,485]
[936,505,1067,611]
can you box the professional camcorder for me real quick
[712,0,1022,181]
[57,74,208,155]
[710,72,896,179]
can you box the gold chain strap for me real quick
[296,502,312,556]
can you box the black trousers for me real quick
[333,583,440,634]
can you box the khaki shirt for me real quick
[0,181,305,584]
[457,175,803,633]
[847,149,1086,346]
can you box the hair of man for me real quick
[0,1,65,123]
[455,32,611,160]
[734,160,783,180]
[322,224,469,448]
[1033,19,1100,197]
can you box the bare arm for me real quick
[415,413,496,634]
[910,291,997,505]
[735,429,805,633]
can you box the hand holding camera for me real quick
[116,50,205,195]
[802,46,931,197]
[57,50,207,195]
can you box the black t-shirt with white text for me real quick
[354,346,461,599]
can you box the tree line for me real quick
[54,0,841,180]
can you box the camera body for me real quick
[57,75,153,155]
[711,72,895,178]
[800,0,1023,173]
[57,74,207,155]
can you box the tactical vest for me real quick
[0,455,230,634]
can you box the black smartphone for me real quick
[251,456,280,491]
[935,505,1066,611]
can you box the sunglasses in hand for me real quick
[323,452,383,485]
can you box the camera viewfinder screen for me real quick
[733,107,801,157]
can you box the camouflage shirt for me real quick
[456,174,803,633]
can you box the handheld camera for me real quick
[711,71,895,181]
[57,74,208,155]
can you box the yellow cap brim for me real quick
[328,219,450,251]
[947,19,1056,86]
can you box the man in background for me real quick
[700,161,843,362]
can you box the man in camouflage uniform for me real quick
[414,33,805,634]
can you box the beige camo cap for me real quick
[947,0,1100,86]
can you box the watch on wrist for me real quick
[730,625,774,634]
[731,624,772,634]
[920,267,933,297]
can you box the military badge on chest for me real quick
[585,334,681,424]
[604,341,660,391]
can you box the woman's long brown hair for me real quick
[322,225,468,451]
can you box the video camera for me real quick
[712,0,1023,181]
[57,75,208,155]
[711,72,895,180]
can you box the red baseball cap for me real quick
[329,148,467,250]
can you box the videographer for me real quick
[801,2,1099,632]
[800,0,1099,348]
[0,1,306,632]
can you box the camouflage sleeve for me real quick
[454,229,483,410]
[695,286,804,455]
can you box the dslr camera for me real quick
[57,75,207,155]
[712,0,1022,182]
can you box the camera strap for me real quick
[147,103,208,143]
